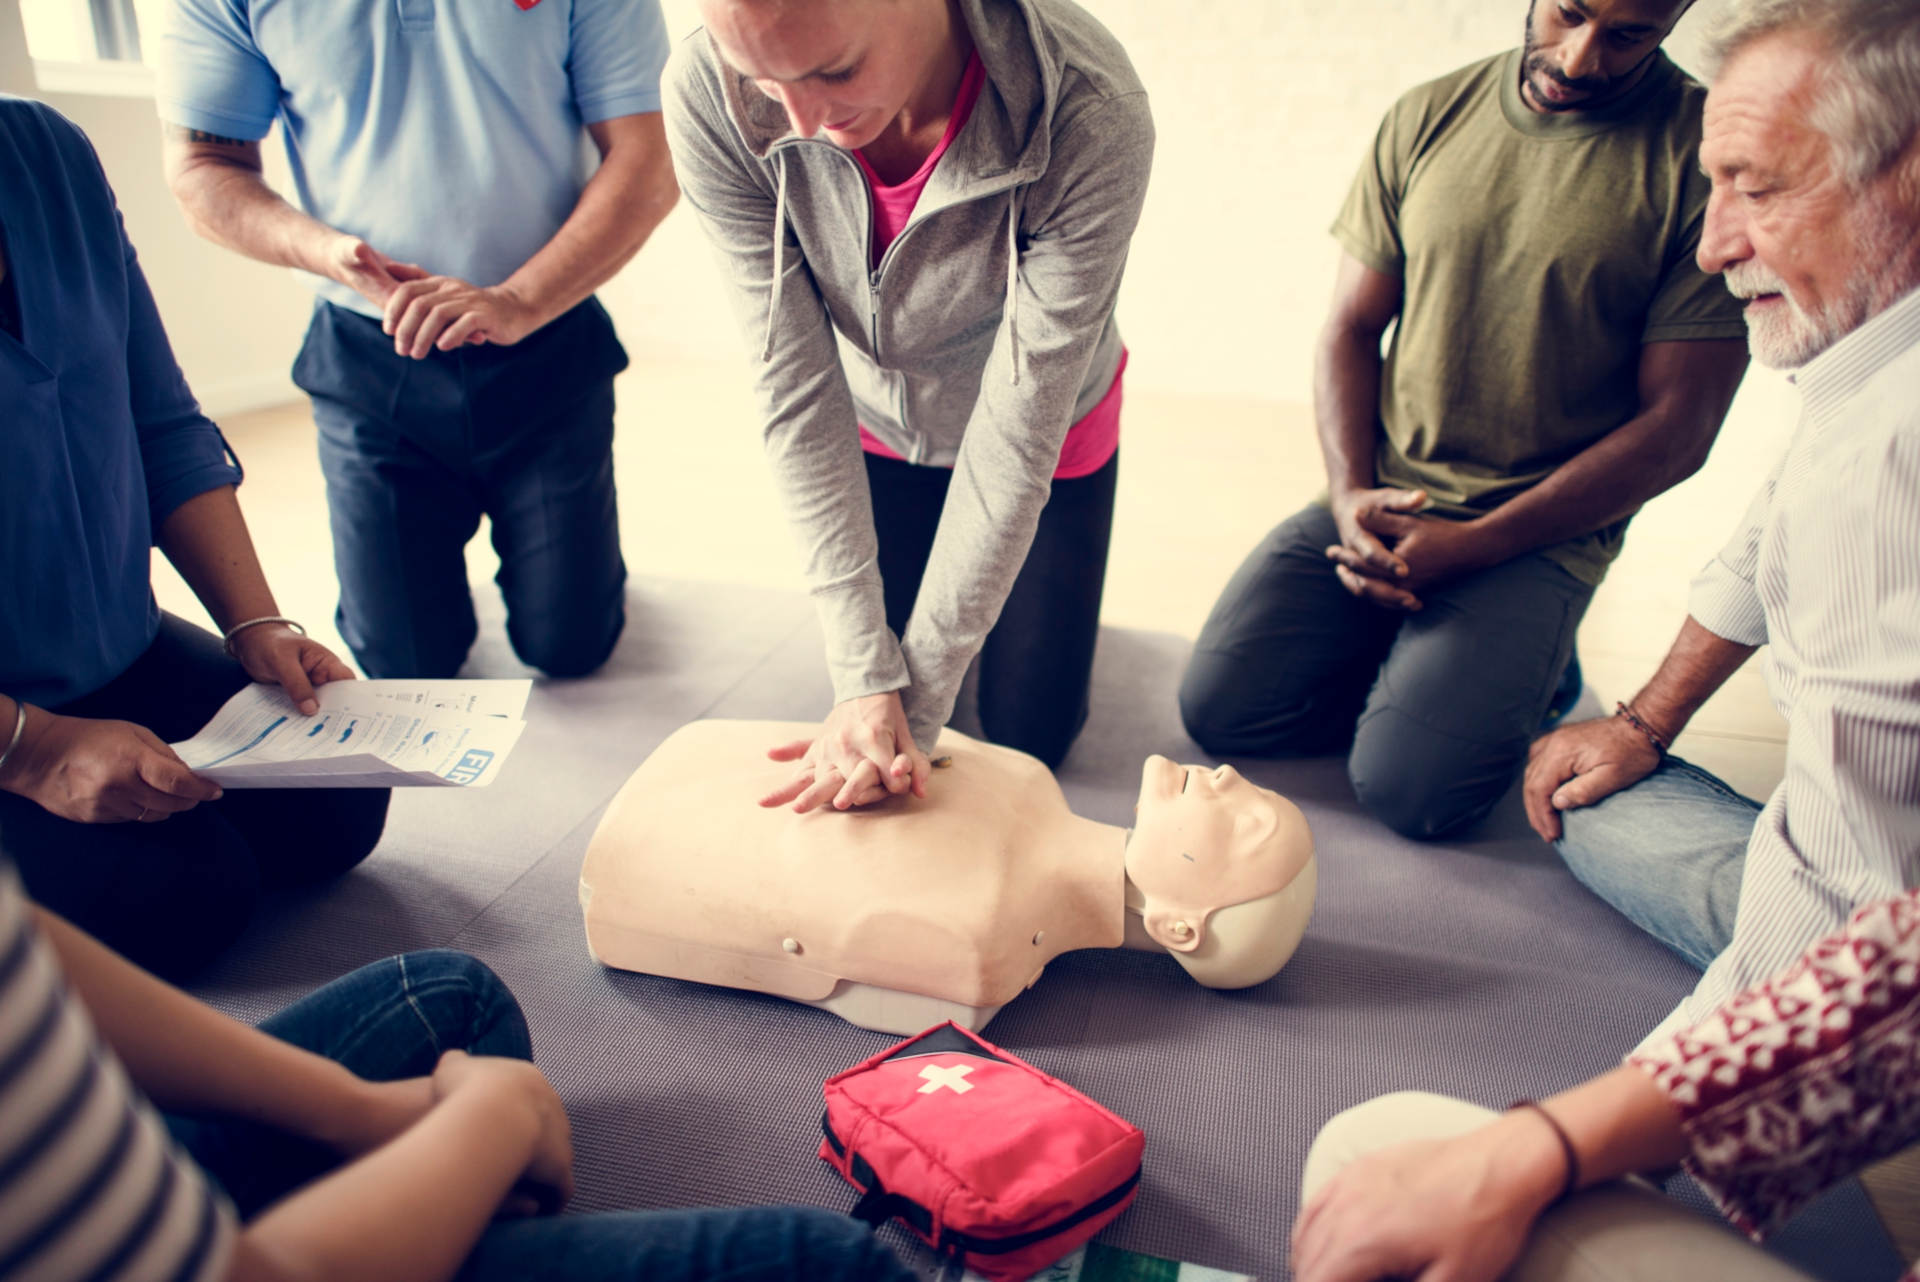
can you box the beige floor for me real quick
[154,359,1915,1261]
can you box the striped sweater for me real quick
[0,867,234,1282]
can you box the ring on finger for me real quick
[135,806,151,822]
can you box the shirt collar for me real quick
[1796,284,1920,429]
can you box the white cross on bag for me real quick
[916,1063,976,1095]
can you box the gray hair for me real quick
[1701,0,1920,187]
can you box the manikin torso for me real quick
[581,720,1315,1033]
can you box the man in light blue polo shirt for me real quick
[160,0,679,681]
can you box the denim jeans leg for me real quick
[170,951,529,1216]
[458,1205,916,1282]
[1178,505,1401,757]
[1347,552,1593,840]
[1554,756,1762,970]
[480,379,627,680]
[297,302,488,679]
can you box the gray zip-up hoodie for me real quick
[664,0,1154,751]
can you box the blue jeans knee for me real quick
[1553,757,1760,970]
[258,949,531,1077]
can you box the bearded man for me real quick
[1179,0,1751,840]
[1523,0,1920,1042]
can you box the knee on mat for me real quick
[509,609,623,680]
[397,949,532,1060]
[346,612,477,683]
[326,788,390,869]
[1177,656,1316,758]
[1177,661,1259,756]
[273,789,390,886]
[1347,743,1502,842]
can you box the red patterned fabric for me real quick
[1629,889,1920,1248]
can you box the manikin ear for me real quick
[1141,905,1205,953]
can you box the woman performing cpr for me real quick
[665,0,1153,807]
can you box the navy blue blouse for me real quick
[1,96,242,707]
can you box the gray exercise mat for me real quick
[191,579,1902,1281]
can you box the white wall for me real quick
[2,0,312,414]
[6,0,1792,429]
[610,0,1757,397]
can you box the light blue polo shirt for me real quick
[159,0,668,318]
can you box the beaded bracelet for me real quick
[222,615,307,659]
[1614,700,1668,757]
[1509,1099,1582,1205]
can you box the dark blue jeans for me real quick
[1180,503,1595,840]
[171,951,913,1282]
[867,449,1118,769]
[295,299,630,681]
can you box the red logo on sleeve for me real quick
[514,0,541,9]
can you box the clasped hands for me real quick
[1326,485,1494,611]
[325,233,541,360]
[320,1049,574,1219]
[760,690,932,813]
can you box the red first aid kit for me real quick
[820,1022,1144,1281]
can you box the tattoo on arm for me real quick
[163,123,251,147]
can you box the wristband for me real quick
[1509,1099,1581,1205]
[222,615,306,659]
[0,698,26,774]
[1613,701,1668,757]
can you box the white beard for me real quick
[1724,200,1908,369]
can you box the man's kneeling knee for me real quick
[1348,724,1511,841]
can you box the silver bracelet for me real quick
[222,615,306,659]
[0,698,27,774]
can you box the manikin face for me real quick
[701,0,951,150]
[1697,34,1917,369]
[1518,0,1688,113]
[1126,757,1309,947]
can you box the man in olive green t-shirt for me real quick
[1180,0,1750,840]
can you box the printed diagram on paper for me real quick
[170,680,532,789]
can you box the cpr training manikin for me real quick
[580,720,1316,1033]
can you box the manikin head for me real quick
[699,0,964,149]
[1518,0,1694,113]
[1124,757,1316,991]
[1695,0,1920,369]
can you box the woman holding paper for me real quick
[0,96,386,979]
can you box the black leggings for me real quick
[1,615,389,979]
[866,449,1117,769]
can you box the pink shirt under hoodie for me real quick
[854,52,1124,481]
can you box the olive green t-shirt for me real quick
[1332,49,1747,586]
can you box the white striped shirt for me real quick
[1654,284,1920,1043]
[0,868,234,1282]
